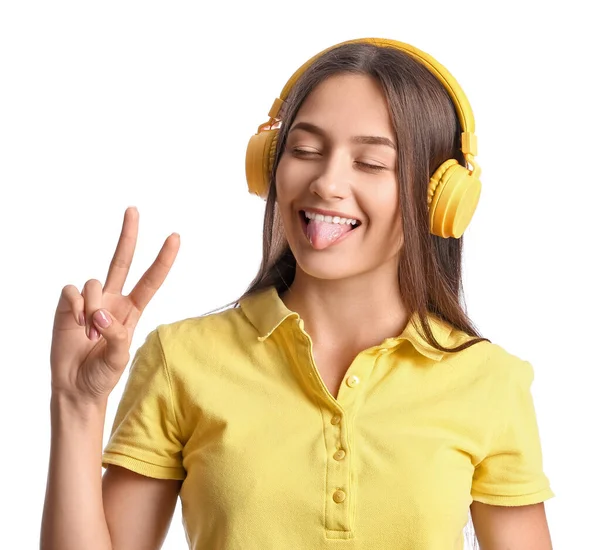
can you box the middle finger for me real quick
[104,206,139,295]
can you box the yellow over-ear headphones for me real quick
[245,38,482,239]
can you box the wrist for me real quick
[50,391,108,423]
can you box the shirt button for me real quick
[333,490,346,503]
[333,449,346,461]
[346,375,360,388]
[331,415,341,425]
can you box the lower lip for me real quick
[298,212,360,248]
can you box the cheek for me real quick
[379,215,403,245]
[362,183,401,228]
[369,197,403,248]
[275,157,301,199]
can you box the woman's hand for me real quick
[49,207,180,404]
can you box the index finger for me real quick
[104,206,139,294]
[127,232,180,314]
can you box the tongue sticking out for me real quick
[306,219,353,250]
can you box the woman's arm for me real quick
[102,465,182,550]
[40,393,181,550]
[470,501,553,549]
[40,394,113,550]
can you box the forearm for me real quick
[40,392,113,550]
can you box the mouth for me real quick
[298,210,362,231]
[298,209,362,250]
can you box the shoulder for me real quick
[152,305,254,358]
[478,341,535,390]
[444,329,534,387]
[157,305,246,335]
[485,342,534,377]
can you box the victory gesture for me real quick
[50,207,180,403]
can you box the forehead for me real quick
[292,73,394,136]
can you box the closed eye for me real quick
[355,161,387,172]
[291,148,387,172]
[291,148,319,157]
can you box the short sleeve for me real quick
[471,359,554,506]
[102,327,186,480]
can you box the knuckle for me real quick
[61,284,77,294]
[71,296,84,311]
[110,256,131,270]
[61,285,83,308]
[83,278,102,291]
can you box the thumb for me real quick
[92,309,130,371]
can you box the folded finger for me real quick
[82,279,104,340]
[56,284,86,327]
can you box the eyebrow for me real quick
[288,121,397,151]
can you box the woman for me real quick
[41,39,554,549]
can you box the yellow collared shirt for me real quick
[102,286,554,549]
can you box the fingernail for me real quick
[90,326,99,340]
[79,312,85,326]
[93,309,111,328]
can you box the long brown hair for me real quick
[234,42,489,354]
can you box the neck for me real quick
[280,264,409,352]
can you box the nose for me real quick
[308,150,352,200]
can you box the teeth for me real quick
[304,211,358,226]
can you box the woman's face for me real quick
[275,73,403,282]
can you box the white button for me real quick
[346,375,360,388]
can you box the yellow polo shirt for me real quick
[102,286,554,549]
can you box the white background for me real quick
[1,0,598,548]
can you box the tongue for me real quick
[306,220,353,250]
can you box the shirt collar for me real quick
[240,286,453,361]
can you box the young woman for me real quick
[41,38,554,549]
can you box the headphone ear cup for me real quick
[246,129,279,199]
[428,159,482,238]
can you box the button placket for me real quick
[323,347,392,537]
[293,320,352,533]
[323,358,368,533]
[323,402,352,533]
[322,356,375,536]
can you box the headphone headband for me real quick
[268,38,477,157]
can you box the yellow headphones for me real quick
[245,38,482,239]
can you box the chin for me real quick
[293,254,371,282]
